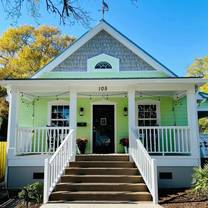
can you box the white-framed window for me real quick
[48,101,70,127]
[87,53,119,72]
[95,61,112,69]
[137,100,160,126]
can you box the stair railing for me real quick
[129,127,158,204]
[43,129,75,203]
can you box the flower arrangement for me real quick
[120,138,129,147]
[76,138,88,154]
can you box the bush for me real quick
[192,163,208,196]
[18,182,43,205]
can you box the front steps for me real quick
[49,154,152,202]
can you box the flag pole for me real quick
[102,0,104,19]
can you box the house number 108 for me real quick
[98,86,107,91]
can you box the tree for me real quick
[1,0,138,26]
[0,25,75,118]
[187,56,208,132]
[187,56,208,92]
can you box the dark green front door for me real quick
[93,105,115,153]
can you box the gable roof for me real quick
[32,19,177,78]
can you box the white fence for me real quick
[44,129,75,203]
[15,127,70,154]
[137,126,190,155]
[129,128,158,203]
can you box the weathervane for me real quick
[100,0,109,19]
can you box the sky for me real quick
[0,0,208,76]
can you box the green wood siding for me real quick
[18,96,187,153]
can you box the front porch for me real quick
[6,78,199,160]
[15,125,191,156]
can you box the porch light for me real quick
[79,107,84,116]
[123,107,128,116]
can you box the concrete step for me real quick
[49,191,152,201]
[69,161,135,168]
[55,183,148,192]
[65,167,138,175]
[76,155,129,161]
[60,175,144,183]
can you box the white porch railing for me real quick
[15,127,70,155]
[44,129,75,203]
[129,128,158,203]
[137,126,191,155]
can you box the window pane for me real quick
[58,106,63,113]
[144,105,150,111]
[51,120,58,126]
[145,112,150,118]
[51,106,58,119]
[58,121,63,126]
[151,111,157,118]
[151,120,157,126]
[138,105,144,111]
[64,121,69,126]
[138,120,145,126]
[139,112,144,118]
[63,106,69,119]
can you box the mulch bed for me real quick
[159,188,208,208]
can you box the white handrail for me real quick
[43,129,75,203]
[15,127,70,155]
[129,128,158,203]
[137,126,190,155]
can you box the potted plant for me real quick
[120,137,129,153]
[76,138,88,154]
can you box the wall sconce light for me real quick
[79,107,84,116]
[123,107,128,116]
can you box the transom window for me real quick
[50,105,69,127]
[95,61,112,69]
[138,104,158,126]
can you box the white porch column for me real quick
[7,89,19,158]
[69,90,77,155]
[187,88,200,162]
[128,90,136,154]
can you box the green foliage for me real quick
[199,117,208,133]
[0,25,75,118]
[187,56,208,92]
[18,182,43,204]
[192,164,208,196]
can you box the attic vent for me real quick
[95,62,112,69]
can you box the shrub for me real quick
[18,182,43,205]
[192,163,208,196]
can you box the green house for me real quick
[1,20,206,204]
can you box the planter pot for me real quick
[78,143,87,154]
[124,146,129,154]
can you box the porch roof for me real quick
[0,77,206,92]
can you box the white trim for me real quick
[47,100,70,126]
[90,100,117,154]
[187,89,200,163]
[198,108,208,112]
[136,99,161,126]
[32,20,176,78]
